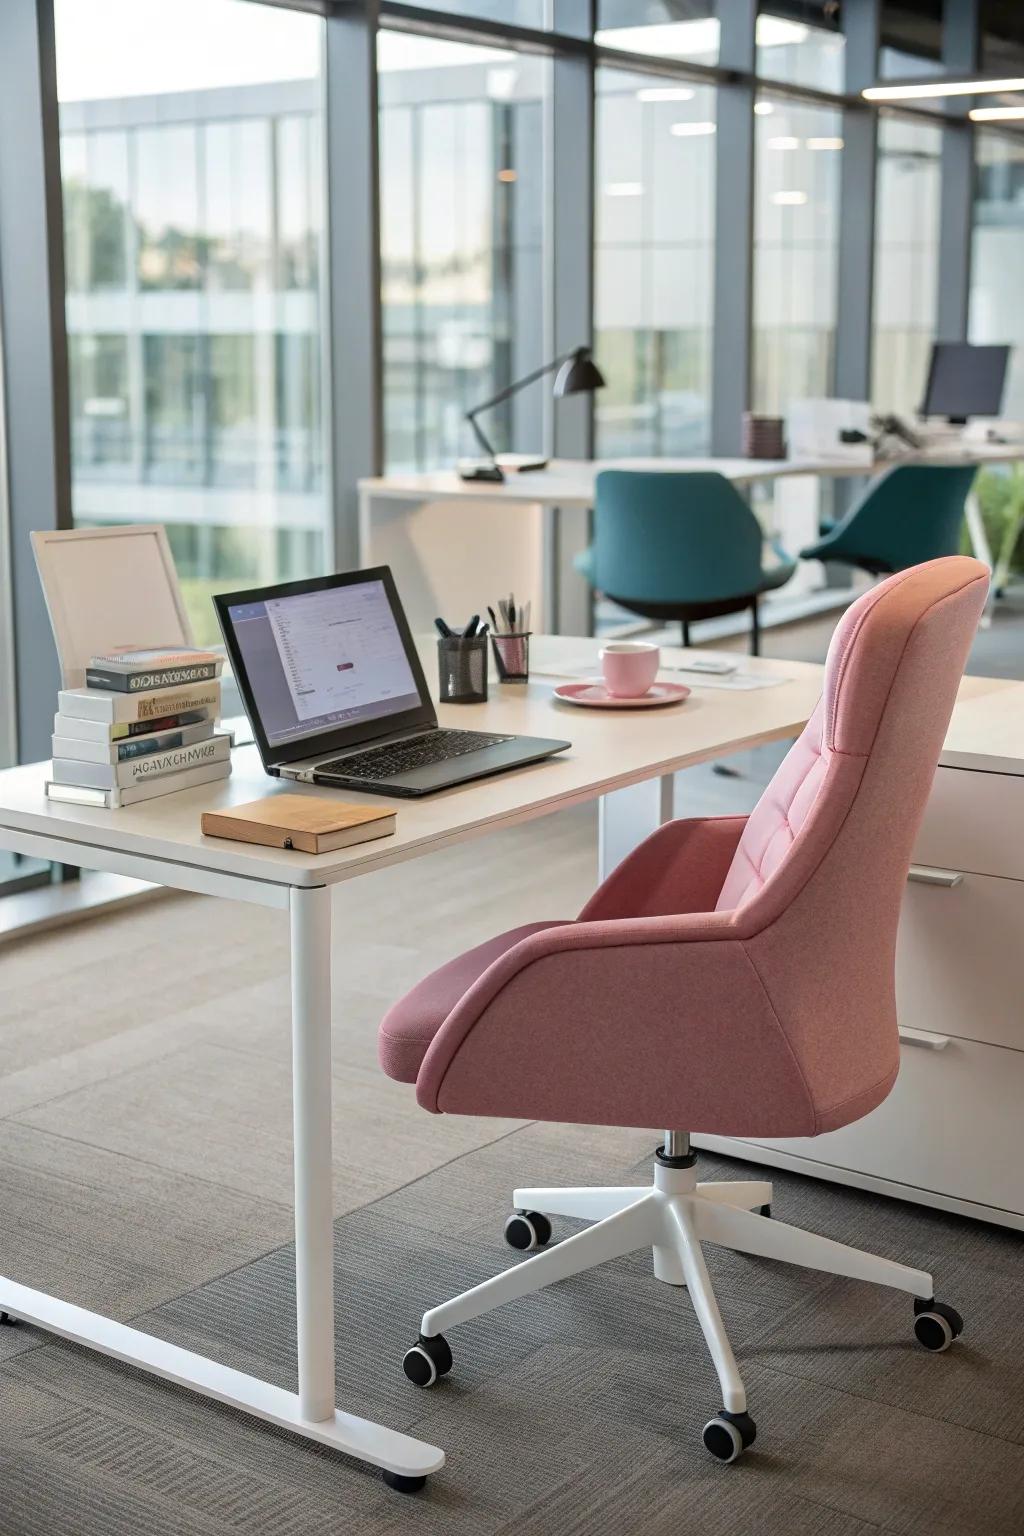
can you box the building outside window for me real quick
[593,65,715,456]
[378,31,550,473]
[971,129,1024,423]
[54,0,328,647]
[751,94,842,417]
[872,113,942,418]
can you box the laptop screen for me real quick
[225,577,423,750]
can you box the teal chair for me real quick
[575,470,796,655]
[801,463,978,575]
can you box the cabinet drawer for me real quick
[750,1033,1024,1217]
[914,766,1024,881]
[897,869,1024,1052]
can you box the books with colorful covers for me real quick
[52,718,214,765]
[53,707,213,743]
[85,645,224,693]
[45,757,230,810]
[201,794,396,854]
[58,678,221,725]
[51,732,231,790]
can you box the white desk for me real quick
[359,447,1020,636]
[0,636,824,1490]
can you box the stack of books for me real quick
[47,646,232,808]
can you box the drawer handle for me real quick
[907,865,963,889]
[898,1026,950,1051]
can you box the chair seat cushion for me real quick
[378,921,570,1083]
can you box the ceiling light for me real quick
[755,16,809,47]
[595,20,719,58]
[807,136,844,149]
[497,169,517,182]
[772,190,808,205]
[670,120,716,137]
[767,135,800,149]
[970,104,1024,121]
[864,75,1024,102]
[636,86,695,103]
[605,182,644,197]
[754,101,774,116]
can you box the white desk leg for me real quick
[598,773,676,881]
[0,880,444,1491]
[290,884,336,1423]
[964,487,995,628]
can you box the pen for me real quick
[435,617,452,638]
[463,614,480,637]
[487,605,499,633]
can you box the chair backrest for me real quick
[593,470,765,604]
[823,463,977,572]
[715,556,988,1132]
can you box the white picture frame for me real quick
[31,524,196,689]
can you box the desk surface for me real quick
[359,446,1022,507]
[0,638,824,891]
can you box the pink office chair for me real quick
[378,556,988,1463]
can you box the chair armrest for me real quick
[415,912,814,1135]
[578,815,748,921]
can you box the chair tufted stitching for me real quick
[717,710,828,910]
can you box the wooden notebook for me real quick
[201,794,395,854]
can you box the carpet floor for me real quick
[3,1123,1024,1536]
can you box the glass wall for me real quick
[593,66,715,456]
[756,4,844,92]
[872,114,942,416]
[378,31,549,472]
[971,129,1024,422]
[54,0,328,646]
[752,95,842,416]
[596,1,720,65]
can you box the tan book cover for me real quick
[201,793,395,854]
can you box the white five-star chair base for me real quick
[401,1140,965,1463]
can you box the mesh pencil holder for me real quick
[490,631,531,684]
[437,635,488,703]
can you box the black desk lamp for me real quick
[458,345,605,483]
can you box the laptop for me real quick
[214,567,570,797]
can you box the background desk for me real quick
[359,446,1020,636]
[0,637,824,1484]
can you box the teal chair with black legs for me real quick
[575,470,796,656]
[801,463,978,575]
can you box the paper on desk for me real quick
[532,657,788,691]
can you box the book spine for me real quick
[59,681,221,723]
[117,720,213,761]
[86,662,220,693]
[115,733,230,787]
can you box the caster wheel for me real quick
[702,1409,756,1464]
[757,1204,771,1218]
[504,1211,552,1251]
[402,1333,453,1388]
[382,1470,427,1494]
[914,1299,964,1353]
[0,1313,18,1327]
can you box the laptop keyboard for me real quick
[317,729,513,782]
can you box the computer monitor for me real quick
[920,342,1010,424]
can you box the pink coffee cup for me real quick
[599,641,660,699]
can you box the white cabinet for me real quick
[698,736,1024,1230]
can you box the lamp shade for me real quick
[553,347,605,398]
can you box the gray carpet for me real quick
[3,1118,1024,1536]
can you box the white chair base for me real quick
[405,1158,960,1461]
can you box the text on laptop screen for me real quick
[227,580,421,748]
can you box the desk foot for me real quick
[0,1275,444,1480]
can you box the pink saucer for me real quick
[553,679,691,709]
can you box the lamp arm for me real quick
[464,350,574,426]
